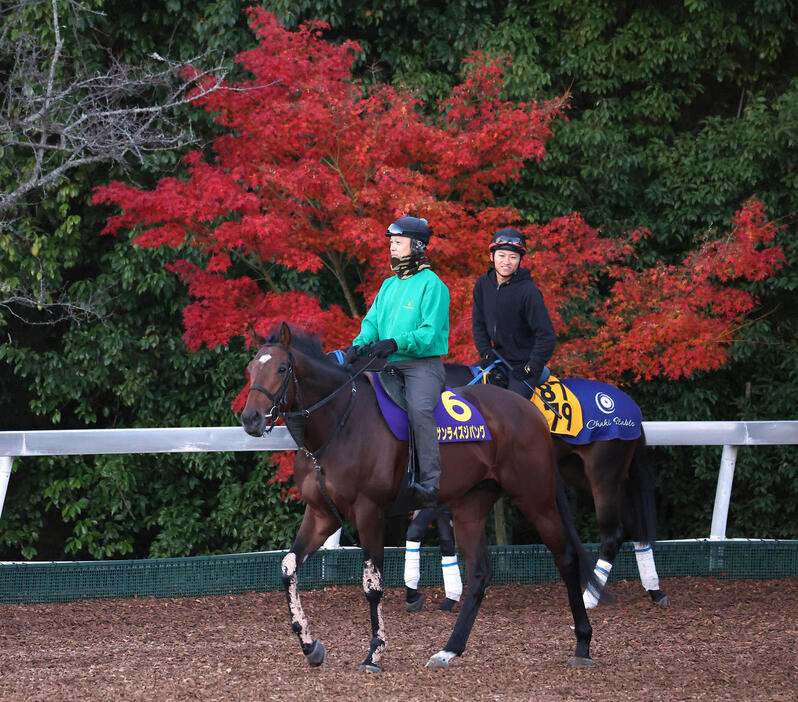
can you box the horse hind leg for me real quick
[582,518,624,610]
[513,478,595,666]
[627,434,670,606]
[427,490,496,668]
[634,542,670,607]
[581,441,633,609]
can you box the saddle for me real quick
[377,366,408,411]
[375,366,419,516]
[369,366,493,514]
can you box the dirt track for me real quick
[2,577,796,701]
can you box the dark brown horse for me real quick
[241,323,603,671]
[444,362,669,608]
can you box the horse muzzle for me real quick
[241,407,268,437]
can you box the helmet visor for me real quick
[490,234,525,250]
[387,222,406,236]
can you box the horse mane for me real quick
[260,325,351,378]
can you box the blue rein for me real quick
[467,360,500,385]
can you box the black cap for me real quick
[386,216,431,245]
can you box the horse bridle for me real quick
[246,345,377,542]
[247,347,300,434]
[246,345,377,453]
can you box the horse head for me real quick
[241,322,297,437]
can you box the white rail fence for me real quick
[1,421,797,541]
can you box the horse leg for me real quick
[510,478,595,666]
[583,487,624,609]
[404,507,437,612]
[426,490,496,668]
[357,504,388,672]
[436,506,462,611]
[634,542,670,606]
[626,434,670,606]
[579,441,633,609]
[281,506,339,667]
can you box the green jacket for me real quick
[353,268,450,361]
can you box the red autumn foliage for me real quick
[93,9,785,398]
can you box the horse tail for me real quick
[624,427,658,545]
[554,470,612,603]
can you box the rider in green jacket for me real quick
[344,216,450,508]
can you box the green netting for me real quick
[1,540,796,604]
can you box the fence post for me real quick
[709,444,739,540]
[708,444,739,573]
[0,457,13,520]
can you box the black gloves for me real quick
[490,366,509,389]
[512,362,542,385]
[342,339,397,363]
[342,345,364,365]
[482,349,499,364]
[367,338,398,358]
[510,363,529,381]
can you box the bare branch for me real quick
[0,0,254,325]
[0,0,239,218]
[0,282,107,326]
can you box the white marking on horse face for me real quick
[258,353,272,364]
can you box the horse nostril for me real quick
[241,408,260,425]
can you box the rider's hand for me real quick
[511,362,533,382]
[482,349,498,364]
[342,345,364,365]
[490,367,509,388]
[512,362,542,385]
[367,339,398,358]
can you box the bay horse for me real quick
[444,362,670,608]
[241,323,604,671]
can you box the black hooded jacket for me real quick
[472,267,556,374]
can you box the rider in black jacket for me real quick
[472,228,557,398]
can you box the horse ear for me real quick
[279,321,292,347]
[247,323,266,347]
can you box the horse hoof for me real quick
[358,663,382,673]
[438,597,457,612]
[426,650,457,668]
[406,594,424,613]
[649,589,671,607]
[571,656,595,667]
[305,639,326,667]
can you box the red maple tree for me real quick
[94,8,785,396]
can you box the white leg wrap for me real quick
[583,558,612,609]
[322,528,341,549]
[441,555,462,601]
[404,540,421,589]
[634,542,661,591]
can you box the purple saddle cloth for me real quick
[558,378,642,445]
[368,372,492,443]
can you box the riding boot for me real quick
[391,357,445,510]
[408,482,438,509]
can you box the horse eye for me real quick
[277,365,287,374]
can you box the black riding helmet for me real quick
[386,216,431,249]
[489,228,526,257]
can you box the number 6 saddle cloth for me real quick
[367,370,492,443]
[530,375,642,445]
